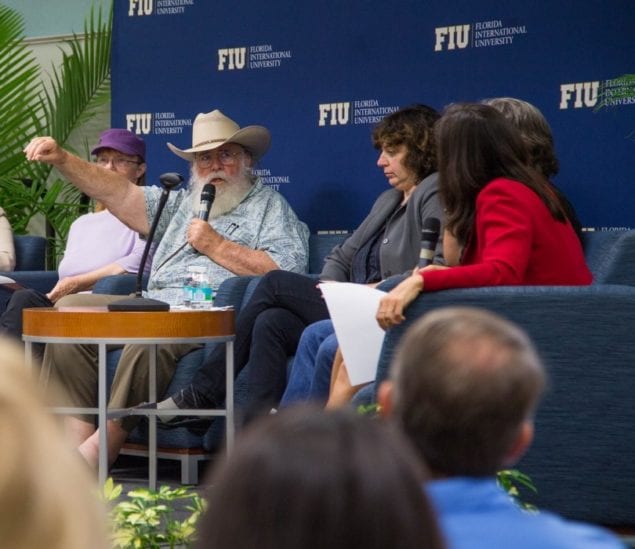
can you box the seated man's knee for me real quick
[254,308,294,338]
[259,269,304,291]
[118,344,149,367]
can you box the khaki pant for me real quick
[40,294,202,432]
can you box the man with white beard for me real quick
[25,110,309,467]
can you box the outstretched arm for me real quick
[24,137,149,235]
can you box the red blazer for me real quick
[422,178,593,292]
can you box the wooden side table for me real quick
[22,306,235,488]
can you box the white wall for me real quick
[2,0,108,38]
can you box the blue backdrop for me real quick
[112,0,634,232]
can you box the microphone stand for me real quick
[108,172,184,312]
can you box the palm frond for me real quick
[0,2,112,261]
[0,5,45,177]
[42,3,112,148]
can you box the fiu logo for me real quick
[126,113,152,135]
[559,82,599,109]
[128,0,153,16]
[218,48,247,71]
[434,25,470,51]
[318,103,351,126]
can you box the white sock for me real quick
[157,397,178,423]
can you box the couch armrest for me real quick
[0,271,59,294]
[92,274,147,295]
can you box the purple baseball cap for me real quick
[91,129,146,161]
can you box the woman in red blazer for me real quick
[376,102,592,329]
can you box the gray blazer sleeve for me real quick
[319,189,402,282]
[319,172,445,281]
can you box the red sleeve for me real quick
[422,180,534,291]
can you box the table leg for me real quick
[24,341,33,367]
[148,344,157,490]
[98,343,108,485]
[225,340,234,452]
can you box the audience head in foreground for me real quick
[379,307,623,549]
[197,406,445,549]
[383,306,545,477]
[0,337,109,549]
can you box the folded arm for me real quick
[46,262,129,302]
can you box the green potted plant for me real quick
[0,3,112,265]
[103,478,206,549]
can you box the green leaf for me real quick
[0,6,45,177]
[102,477,123,501]
[497,468,539,512]
[0,2,112,264]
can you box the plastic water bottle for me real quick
[188,265,213,308]
[182,272,194,307]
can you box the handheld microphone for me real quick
[197,183,215,221]
[108,172,184,312]
[419,217,441,268]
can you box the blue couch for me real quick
[98,228,635,525]
[183,229,635,527]
[350,229,635,528]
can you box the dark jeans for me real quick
[0,287,12,315]
[0,288,53,358]
[192,270,330,414]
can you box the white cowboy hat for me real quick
[167,109,271,161]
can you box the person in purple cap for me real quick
[0,128,148,348]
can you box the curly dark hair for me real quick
[372,104,439,181]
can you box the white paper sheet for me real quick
[318,282,386,386]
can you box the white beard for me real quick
[189,163,254,219]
